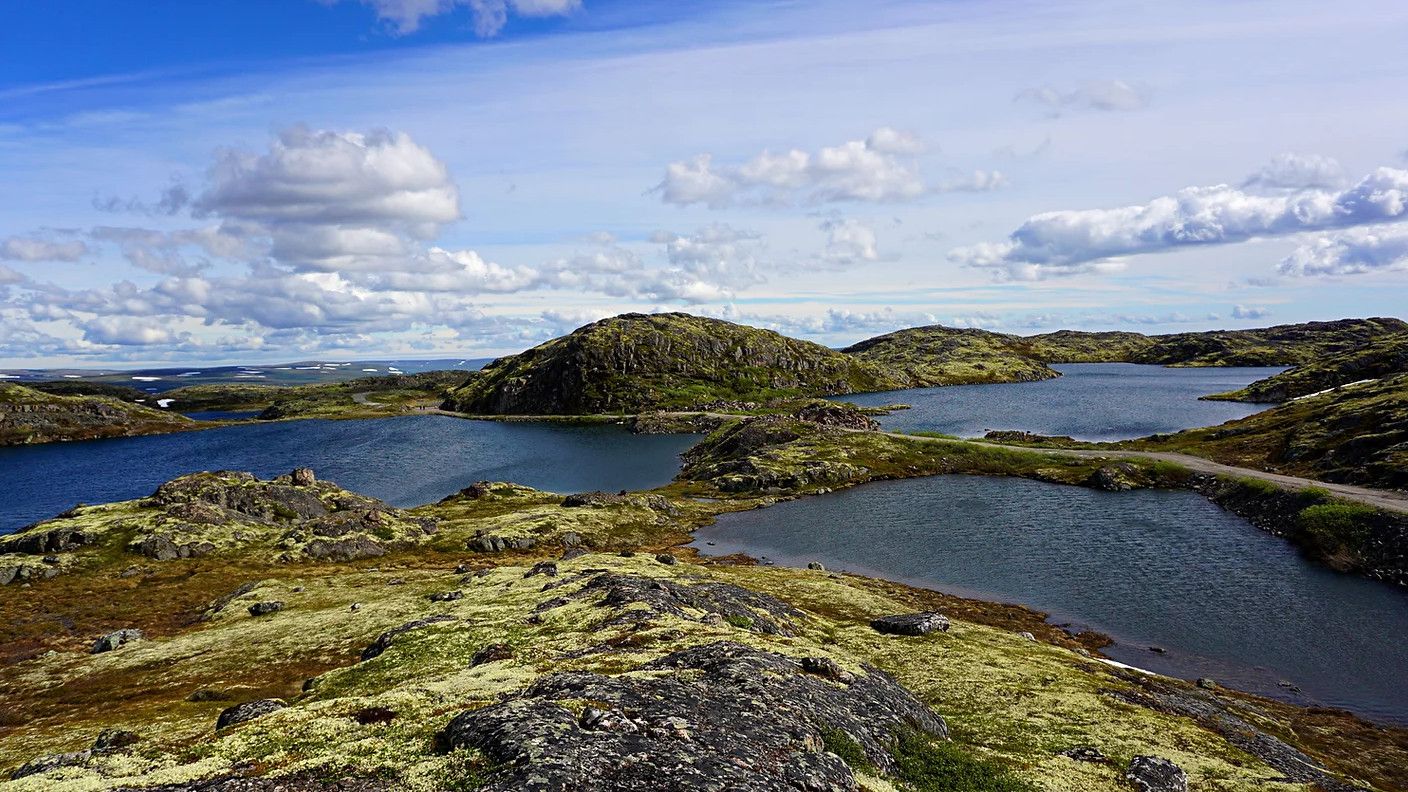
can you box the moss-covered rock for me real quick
[843,325,1061,387]
[444,312,906,415]
[1129,317,1407,368]
[0,384,198,446]
[1206,332,1408,403]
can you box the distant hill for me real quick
[841,326,1060,386]
[0,384,197,446]
[1206,332,1408,403]
[1129,318,1408,367]
[443,313,906,414]
[1021,330,1157,363]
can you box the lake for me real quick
[692,475,1408,724]
[0,415,697,534]
[835,363,1284,441]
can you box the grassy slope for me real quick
[1206,332,1408,403]
[2,471,1402,791]
[1131,317,1408,367]
[842,326,1061,387]
[163,371,467,418]
[445,312,905,415]
[0,384,198,446]
[1118,374,1408,490]
[1019,331,1156,363]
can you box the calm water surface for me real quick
[0,415,696,534]
[693,475,1408,724]
[836,363,1284,441]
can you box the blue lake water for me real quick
[693,475,1408,724]
[0,416,697,534]
[835,363,1285,441]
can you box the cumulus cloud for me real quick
[536,224,766,303]
[345,0,580,36]
[951,165,1408,279]
[1017,80,1148,114]
[1231,304,1271,319]
[1,236,88,262]
[81,316,182,346]
[655,128,995,208]
[1278,226,1408,276]
[819,218,880,265]
[1243,153,1346,190]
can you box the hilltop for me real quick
[841,326,1060,386]
[1206,332,1408,403]
[0,384,198,446]
[1127,317,1408,367]
[443,313,906,414]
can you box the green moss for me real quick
[1297,503,1378,559]
[891,731,1034,792]
[821,726,873,772]
[724,614,753,629]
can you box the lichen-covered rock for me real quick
[1088,462,1149,492]
[9,749,91,780]
[539,572,804,637]
[870,612,950,636]
[1126,755,1189,792]
[360,615,458,661]
[216,699,286,731]
[91,628,144,654]
[92,728,140,751]
[247,601,283,617]
[442,641,948,791]
[470,643,513,667]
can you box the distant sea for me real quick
[0,358,493,393]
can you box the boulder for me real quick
[92,729,140,751]
[91,628,144,654]
[654,553,677,566]
[291,467,316,486]
[429,590,464,602]
[470,643,514,667]
[524,561,558,578]
[870,612,950,637]
[1060,746,1108,763]
[302,537,386,561]
[361,615,457,661]
[1126,756,1189,792]
[215,699,287,731]
[247,601,284,617]
[9,750,91,780]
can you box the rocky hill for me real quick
[1122,373,1408,490]
[1206,332,1408,403]
[0,384,198,446]
[1021,330,1157,363]
[444,313,905,414]
[841,326,1060,387]
[1129,317,1408,367]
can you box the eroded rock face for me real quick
[216,699,286,731]
[443,641,948,791]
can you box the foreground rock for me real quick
[443,641,948,791]
[870,612,951,636]
[1126,756,1189,792]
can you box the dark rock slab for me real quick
[1126,756,1188,792]
[870,612,950,636]
[91,628,144,654]
[216,699,286,731]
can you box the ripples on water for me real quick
[693,475,1408,724]
[0,416,698,534]
[836,363,1285,440]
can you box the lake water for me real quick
[693,475,1408,724]
[0,416,697,534]
[835,363,1284,441]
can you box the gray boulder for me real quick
[870,612,950,636]
[215,699,286,731]
[1126,756,1189,792]
[91,628,144,654]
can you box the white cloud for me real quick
[1243,153,1346,190]
[656,128,935,208]
[347,0,579,36]
[1278,226,1408,276]
[1231,304,1270,319]
[819,217,880,265]
[0,236,88,262]
[0,265,25,286]
[1017,80,1148,114]
[951,165,1408,279]
[81,316,181,346]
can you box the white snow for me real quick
[132,376,161,382]
[157,398,175,408]
[1290,378,1379,402]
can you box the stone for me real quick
[303,537,386,561]
[470,643,514,667]
[806,561,825,571]
[443,642,948,791]
[560,531,583,547]
[870,612,950,637]
[9,750,91,780]
[524,561,558,578]
[655,553,677,565]
[1060,746,1108,763]
[215,699,286,731]
[1126,756,1188,792]
[291,467,316,486]
[91,628,144,654]
[1017,631,1036,641]
[429,590,464,602]
[1197,677,1217,690]
[799,656,855,683]
[247,601,284,617]
[561,547,588,561]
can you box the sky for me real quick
[2,0,1407,367]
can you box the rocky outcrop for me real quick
[0,384,196,446]
[443,313,904,415]
[216,699,286,731]
[441,641,949,791]
[91,629,144,654]
[870,612,950,636]
[845,324,1062,388]
[1126,756,1188,792]
[361,615,458,662]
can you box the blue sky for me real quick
[2,0,1407,366]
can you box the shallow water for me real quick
[0,415,696,533]
[835,363,1284,441]
[693,475,1408,724]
